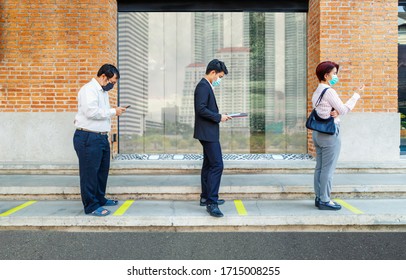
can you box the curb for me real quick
[1,214,406,232]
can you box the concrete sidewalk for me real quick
[1,198,406,231]
[1,173,405,231]
[1,173,406,199]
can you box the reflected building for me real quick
[285,13,307,132]
[399,13,406,151]
[179,12,224,127]
[180,12,224,128]
[398,23,406,117]
[162,105,178,124]
[146,119,163,130]
[162,105,179,138]
[188,13,250,130]
[179,63,206,127]
[264,13,307,135]
[216,47,250,129]
[193,12,224,64]
[118,11,307,154]
[118,13,149,136]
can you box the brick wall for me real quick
[307,0,398,155]
[0,0,399,158]
[0,0,118,151]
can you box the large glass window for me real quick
[118,12,307,154]
[399,6,406,155]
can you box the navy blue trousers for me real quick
[73,129,110,214]
[199,140,224,204]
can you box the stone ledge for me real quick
[1,214,405,231]
[1,159,406,175]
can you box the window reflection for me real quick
[118,12,307,154]
[399,6,406,154]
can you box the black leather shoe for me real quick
[200,198,225,206]
[206,204,224,217]
[318,200,342,210]
[316,197,340,208]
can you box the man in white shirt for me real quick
[73,64,127,216]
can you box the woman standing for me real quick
[312,61,364,210]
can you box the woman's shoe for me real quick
[315,197,320,207]
[318,200,341,210]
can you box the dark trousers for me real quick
[199,140,224,204]
[73,129,110,214]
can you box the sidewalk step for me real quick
[2,160,406,175]
[1,199,406,232]
[1,174,406,200]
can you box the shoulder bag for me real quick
[305,87,336,135]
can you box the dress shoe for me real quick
[200,198,225,206]
[316,197,340,208]
[206,204,224,217]
[318,200,342,210]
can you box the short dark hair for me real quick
[315,61,339,82]
[97,64,120,79]
[205,59,228,75]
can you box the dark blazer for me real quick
[193,78,222,142]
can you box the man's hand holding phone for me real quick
[115,106,127,116]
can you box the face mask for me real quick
[329,74,339,86]
[102,82,114,91]
[212,77,221,87]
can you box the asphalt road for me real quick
[0,231,405,260]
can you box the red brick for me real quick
[307,0,397,152]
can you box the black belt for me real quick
[77,128,108,135]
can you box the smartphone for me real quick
[125,105,131,109]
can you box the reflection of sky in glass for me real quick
[399,6,406,116]
[399,6,406,25]
[147,13,248,122]
[118,11,307,154]
[147,13,192,121]
[399,7,406,45]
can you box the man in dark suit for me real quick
[194,59,231,217]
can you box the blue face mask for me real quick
[212,77,221,87]
[102,82,114,91]
[329,74,339,86]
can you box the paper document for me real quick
[228,113,248,118]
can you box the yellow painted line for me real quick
[234,200,248,216]
[334,199,363,214]
[113,200,134,216]
[0,201,37,217]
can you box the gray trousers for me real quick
[312,127,341,203]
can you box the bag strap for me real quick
[315,87,330,107]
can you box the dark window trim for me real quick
[117,0,308,12]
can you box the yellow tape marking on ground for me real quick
[0,201,37,217]
[234,200,248,216]
[334,199,363,214]
[113,200,135,216]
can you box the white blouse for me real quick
[312,83,360,124]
